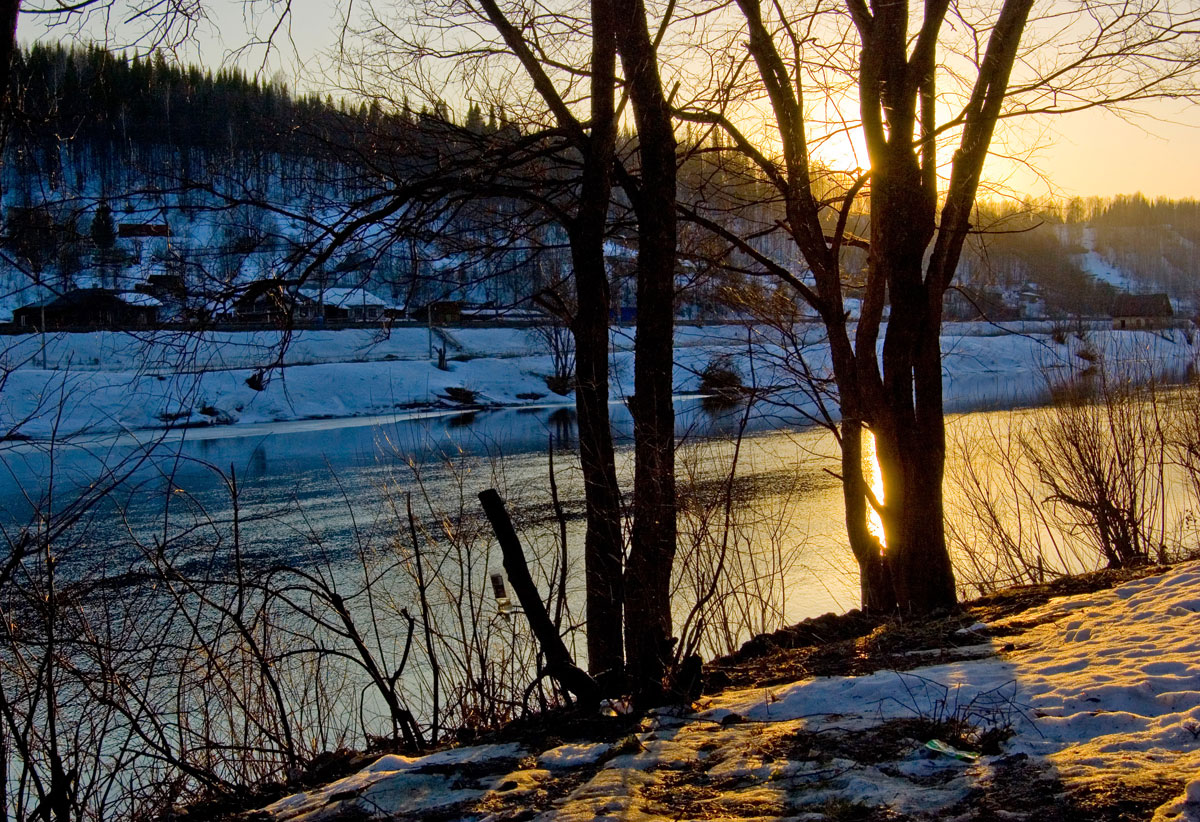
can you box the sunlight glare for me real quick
[813,130,867,175]
[863,428,886,549]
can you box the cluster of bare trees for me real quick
[334,0,1200,702]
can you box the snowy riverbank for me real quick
[261,560,1200,822]
[0,322,1193,440]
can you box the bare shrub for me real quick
[1167,377,1200,537]
[1027,368,1167,568]
[948,359,1184,595]
[697,355,744,411]
[376,447,574,736]
[946,413,1092,595]
[440,386,479,405]
[529,324,575,396]
[1,459,431,819]
[672,403,798,661]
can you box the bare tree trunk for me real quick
[882,407,956,612]
[868,152,955,612]
[568,0,624,684]
[479,490,600,707]
[613,0,678,705]
[902,305,957,610]
[571,85,625,680]
[709,0,1065,615]
[827,309,896,613]
[0,0,19,187]
[0,0,16,87]
[475,0,626,682]
[571,258,625,681]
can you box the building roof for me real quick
[14,288,161,314]
[298,287,388,308]
[1111,293,1173,318]
[116,292,163,308]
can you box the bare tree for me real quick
[678,0,1200,612]
[340,0,688,698]
[468,0,629,684]
[580,0,680,703]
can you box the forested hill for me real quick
[7,44,516,167]
[0,43,1197,324]
[1088,196,1200,302]
[0,45,556,320]
[10,44,309,153]
[4,43,403,195]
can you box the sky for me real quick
[15,0,1200,202]
[998,103,1200,201]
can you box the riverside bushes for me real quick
[948,356,1200,595]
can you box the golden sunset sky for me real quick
[18,0,1200,201]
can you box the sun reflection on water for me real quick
[863,428,886,549]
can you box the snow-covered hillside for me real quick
[1078,226,1134,291]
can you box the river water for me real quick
[0,399,864,619]
[2,386,1192,647]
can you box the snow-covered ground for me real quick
[262,561,1200,821]
[0,323,1193,439]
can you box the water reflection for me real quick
[249,443,268,477]
[23,391,1171,654]
[13,395,1130,634]
[700,390,746,414]
[548,406,576,450]
[447,411,478,428]
[0,398,866,630]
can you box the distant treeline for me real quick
[3,43,527,200]
[1091,194,1200,235]
[10,44,327,156]
[7,43,519,154]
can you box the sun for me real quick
[813,129,869,175]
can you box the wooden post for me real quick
[478,489,600,707]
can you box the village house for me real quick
[230,279,317,324]
[297,287,389,322]
[1111,293,1174,330]
[13,289,161,329]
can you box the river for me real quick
[0,397,859,615]
[1,384,1193,651]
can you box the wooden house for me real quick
[13,289,160,329]
[298,287,389,322]
[232,279,317,324]
[1111,294,1173,330]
